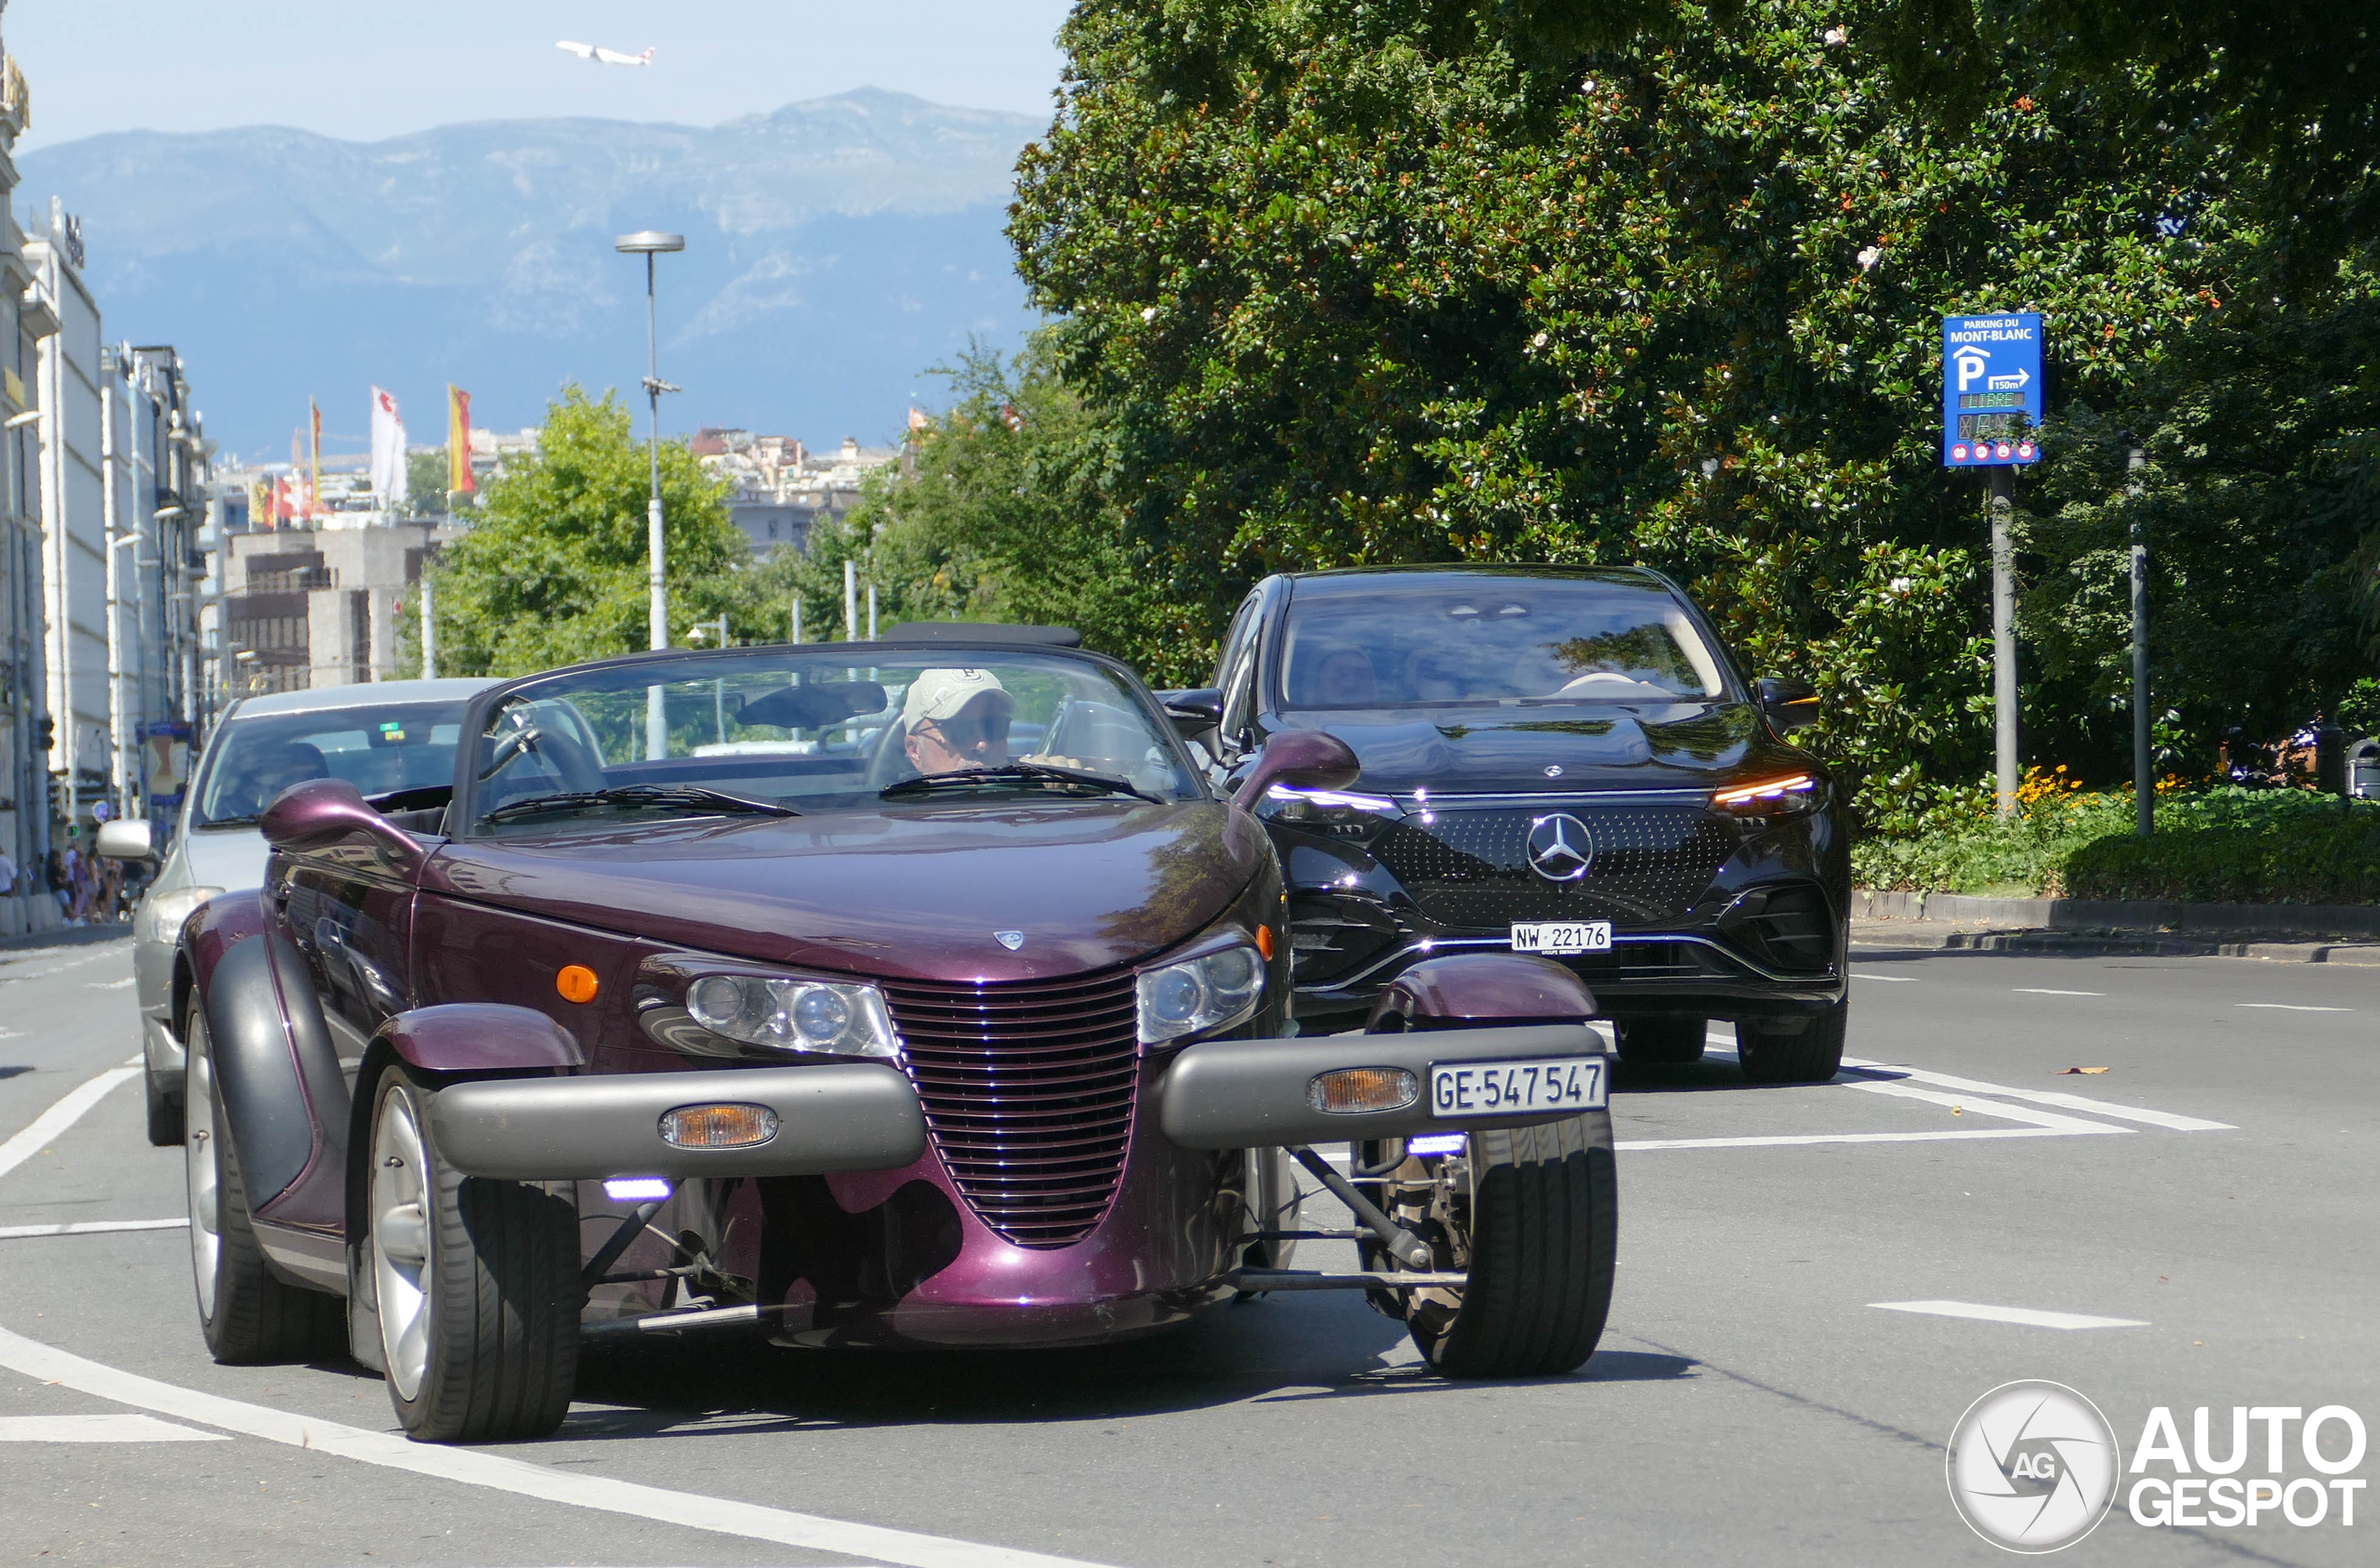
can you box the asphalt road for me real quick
[2,931,2372,1567]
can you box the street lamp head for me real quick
[615,231,686,255]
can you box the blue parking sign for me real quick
[1942,312,2043,467]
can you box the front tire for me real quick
[366,1066,580,1443]
[1366,1118,1617,1377]
[184,1005,343,1364]
[1737,999,1848,1084]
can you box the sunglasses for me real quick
[917,712,1012,748]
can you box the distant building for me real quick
[694,430,900,554]
[215,521,458,694]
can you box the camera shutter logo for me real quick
[1526,814,1594,883]
[1947,1380,2122,1552]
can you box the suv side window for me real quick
[1214,592,1263,756]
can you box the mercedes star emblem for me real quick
[1526,813,1594,882]
[995,930,1026,951]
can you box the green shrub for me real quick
[1854,779,2380,904]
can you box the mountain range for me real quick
[17,89,1042,464]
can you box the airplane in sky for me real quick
[556,41,654,67]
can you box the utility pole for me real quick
[790,594,802,646]
[2129,444,2151,836]
[100,363,128,822]
[843,559,858,642]
[419,577,437,680]
[1990,468,2017,818]
[866,583,878,641]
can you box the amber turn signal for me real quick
[1306,1066,1420,1114]
[555,965,600,1004]
[659,1102,780,1149]
[1255,925,1275,960]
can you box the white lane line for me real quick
[1851,972,1921,982]
[85,977,133,990]
[0,949,123,983]
[0,1413,228,1443]
[1871,1299,2150,1331]
[2238,1003,2350,1013]
[2012,988,2102,996]
[0,1218,189,1241]
[0,1066,139,1184]
[1841,1058,2235,1131]
[1620,1127,2093,1152]
[1842,1079,2127,1133]
[0,1325,1110,1568]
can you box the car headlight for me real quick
[1711,773,1822,823]
[1137,942,1265,1044]
[138,885,224,948]
[682,972,900,1060]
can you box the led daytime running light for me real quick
[1712,773,1816,808]
[1265,784,1399,812]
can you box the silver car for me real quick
[99,679,496,1144]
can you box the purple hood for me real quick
[422,799,1269,982]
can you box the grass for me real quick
[1853,772,2380,905]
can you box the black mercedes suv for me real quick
[1165,566,1849,1083]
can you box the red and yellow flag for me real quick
[309,397,323,520]
[447,385,474,495]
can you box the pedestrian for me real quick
[46,840,73,921]
[0,843,19,898]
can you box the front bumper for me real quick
[1294,928,1845,1021]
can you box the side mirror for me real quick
[1758,677,1819,733]
[260,777,422,865]
[1154,688,1223,742]
[95,820,155,862]
[1236,730,1361,810]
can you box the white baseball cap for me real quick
[901,667,1015,730]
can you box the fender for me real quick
[1366,953,1597,1033]
[173,888,270,1047]
[196,925,350,1224]
[370,1003,587,1075]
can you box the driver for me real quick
[903,668,1015,774]
[223,740,329,815]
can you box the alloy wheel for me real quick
[370,1086,434,1403]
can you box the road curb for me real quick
[1850,921,2380,965]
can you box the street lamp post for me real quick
[616,231,684,759]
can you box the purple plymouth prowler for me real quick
[172,627,1617,1442]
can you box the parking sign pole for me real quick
[1990,468,2017,819]
[2129,445,2151,837]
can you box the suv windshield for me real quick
[193,703,472,828]
[468,645,1201,834]
[1278,576,1732,710]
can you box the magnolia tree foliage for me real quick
[1003,0,2308,809]
[412,388,747,677]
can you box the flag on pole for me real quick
[369,387,408,508]
[447,386,474,495]
[309,398,323,520]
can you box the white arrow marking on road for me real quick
[1840,1059,2235,1131]
[0,1218,189,1241]
[1841,1079,2127,1133]
[0,1066,139,1184]
[1870,1300,2149,1331]
[0,1413,227,1443]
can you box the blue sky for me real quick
[5,0,1075,152]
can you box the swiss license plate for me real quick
[1510,920,1613,955]
[1429,1057,1607,1118]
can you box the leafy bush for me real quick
[1854,773,2380,903]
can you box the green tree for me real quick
[1010,0,2235,810]
[409,387,747,677]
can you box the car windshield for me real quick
[466,644,1202,834]
[1277,577,1732,709]
[192,703,472,828]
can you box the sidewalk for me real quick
[1851,890,2380,965]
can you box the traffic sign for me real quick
[1942,312,2043,467]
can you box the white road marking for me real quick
[0,1066,139,1184]
[1620,1127,2102,1152]
[1850,972,1921,982]
[0,1326,1108,1568]
[1871,1299,2150,1331]
[2238,1003,2350,1012]
[0,949,123,983]
[0,1218,189,1241]
[1841,1079,2127,1134]
[1840,1059,2234,1131]
[2011,988,2102,996]
[85,977,134,990]
[0,1413,228,1443]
